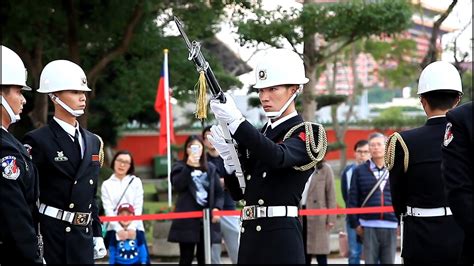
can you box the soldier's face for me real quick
[114,154,132,176]
[369,136,385,160]
[1,86,26,116]
[258,85,297,113]
[55,90,86,110]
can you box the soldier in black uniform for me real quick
[208,48,327,264]
[23,60,106,264]
[385,61,464,263]
[0,45,42,264]
[441,101,473,264]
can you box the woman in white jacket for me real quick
[101,150,145,239]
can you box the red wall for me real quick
[116,129,395,167]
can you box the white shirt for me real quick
[101,174,145,231]
[267,111,298,129]
[53,117,84,158]
[1,126,7,132]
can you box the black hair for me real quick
[202,125,213,139]
[421,90,461,110]
[183,135,208,172]
[353,140,369,151]
[110,150,135,175]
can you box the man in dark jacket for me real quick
[0,45,42,264]
[386,61,464,264]
[208,48,327,264]
[348,132,397,264]
[442,101,473,264]
[340,139,369,264]
[23,60,106,264]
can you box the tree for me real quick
[233,0,413,122]
[418,0,458,69]
[2,0,250,144]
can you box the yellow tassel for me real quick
[195,71,207,120]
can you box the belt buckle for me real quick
[242,206,256,221]
[73,212,91,226]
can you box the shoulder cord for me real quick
[385,132,409,173]
[283,122,328,171]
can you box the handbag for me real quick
[339,231,349,258]
[103,176,135,238]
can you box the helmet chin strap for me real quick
[49,93,84,117]
[1,96,21,124]
[264,86,302,120]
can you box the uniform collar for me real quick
[267,111,297,130]
[1,126,7,132]
[425,116,447,126]
[53,116,81,137]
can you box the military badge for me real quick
[92,154,100,162]
[258,70,267,80]
[54,151,69,161]
[443,122,454,147]
[24,144,33,158]
[2,156,20,180]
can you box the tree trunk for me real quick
[302,23,318,122]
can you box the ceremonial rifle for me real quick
[174,16,246,193]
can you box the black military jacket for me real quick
[23,119,102,264]
[0,129,41,264]
[224,115,326,264]
[442,101,473,264]
[387,117,463,262]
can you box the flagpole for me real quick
[164,48,172,207]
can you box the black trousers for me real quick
[178,228,205,265]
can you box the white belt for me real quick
[406,206,452,217]
[241,205,298,221]
[39,203,91,226]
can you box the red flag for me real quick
[154,50,175,155]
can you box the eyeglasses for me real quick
[116,159,131,165]
[356,150,370,154]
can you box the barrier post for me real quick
[203,208,211,264]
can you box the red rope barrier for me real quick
[100,206,394,222]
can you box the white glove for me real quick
[223,155,237,174]
[210,93,244,133]
[93,236,107,259]
[43,258,46,264]
[208,125,230,159]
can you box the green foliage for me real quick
[371,107,425,130]
[315,94,347,109]
[368,87,397,103]
[461,71,472,103]
[2,0,249,145]
[235,0,412,51]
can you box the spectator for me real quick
[101,150,150,262]
[167,135,224,265]
[301,160,337,265]
[340,140,370,264]
[108,203,149,265]
[348,132,398,264]
[202,126,240,264]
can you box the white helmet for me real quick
[1,45,31,90]
[252,48,309,89]
[38,60,91,93]
[418,61,463,95]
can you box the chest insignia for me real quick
[54,151,69,162]
[2,156,21,180]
